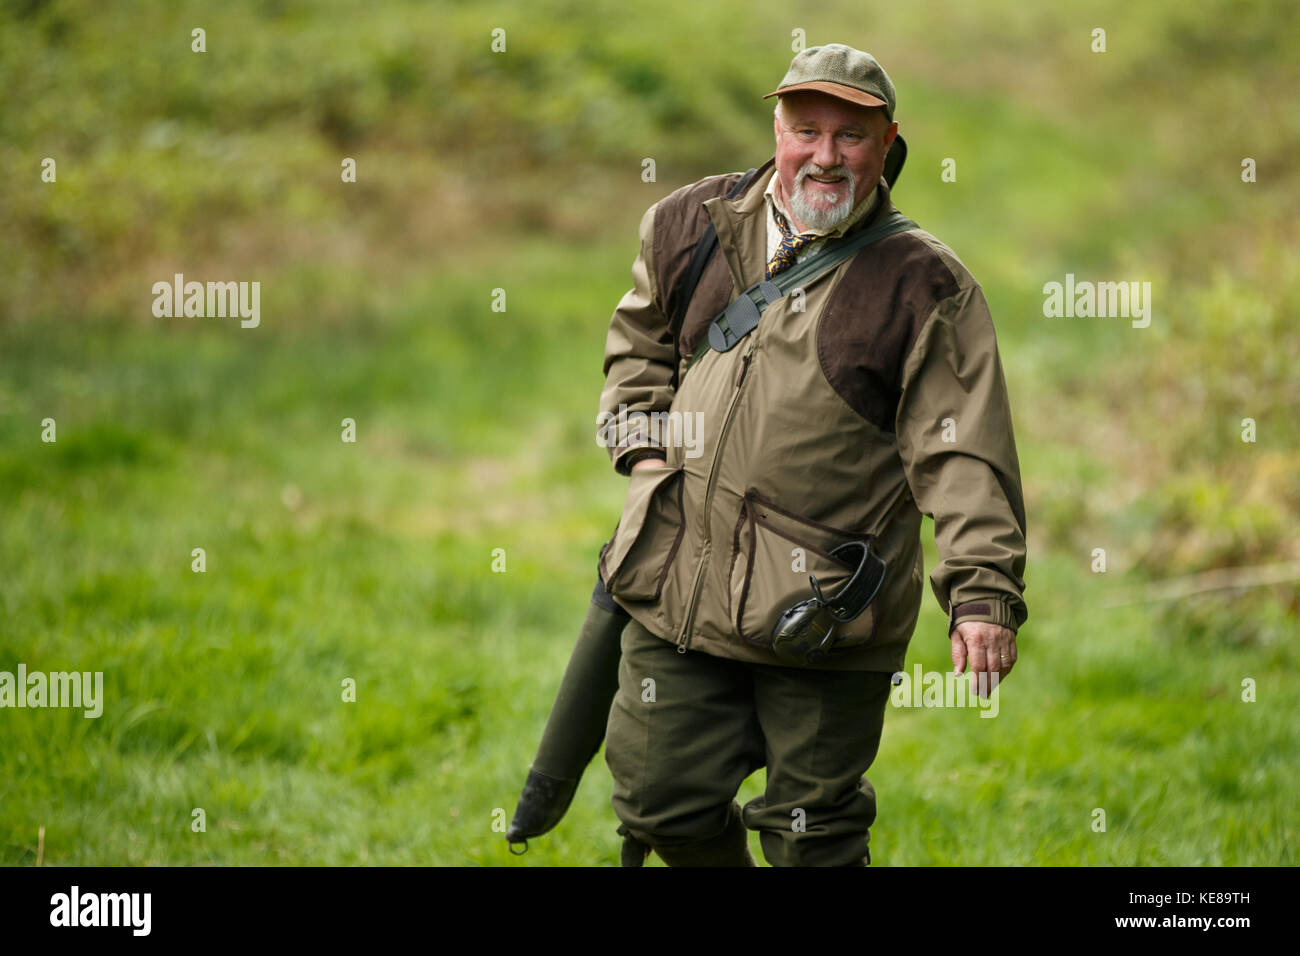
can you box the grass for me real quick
[1,0,1297,865]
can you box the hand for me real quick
[950,621,1016,697]
[630,455,669,472]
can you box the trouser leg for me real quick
[743,666,894,867]
[650,798,753,867]
[605,618,763,866]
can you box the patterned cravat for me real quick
[766,206,818,279]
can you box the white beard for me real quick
[788,161,857,232]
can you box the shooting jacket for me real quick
[598,156,1027,672]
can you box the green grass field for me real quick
[1,0,1297,865]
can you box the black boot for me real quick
[618,823,651,867]
[651,801,757,867]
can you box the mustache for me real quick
[797,163,855,187]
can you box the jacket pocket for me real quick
[601,463,687,603]
[729,490,879,650]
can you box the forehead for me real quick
[778,92,877,130]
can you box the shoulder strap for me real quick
[667,168,758,389]
[685,209,917,372]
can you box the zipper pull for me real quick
[735,347,754,388]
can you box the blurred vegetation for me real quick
[1,0,1296,864]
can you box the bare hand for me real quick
[950,621,1016,697]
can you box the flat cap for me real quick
[763,44,897,120]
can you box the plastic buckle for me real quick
[706,281,785,353]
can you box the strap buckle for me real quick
[706,280,782,352]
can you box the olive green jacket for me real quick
[597,156,1027,672]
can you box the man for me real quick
[595,43,1027,867]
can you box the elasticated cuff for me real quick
[947,596,1025,636]
[612,443,667,476]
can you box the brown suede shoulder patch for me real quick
[676,244,738,362]
[652,172,747,360]
[817,231,962,432]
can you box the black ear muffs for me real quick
[883,133,907,189]
[770,541,887,666]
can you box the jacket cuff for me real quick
[612,442,667,476]
[948,596,1025,637]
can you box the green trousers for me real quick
[605,617,895,867]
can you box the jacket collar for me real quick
[703,155,895,291]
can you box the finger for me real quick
[999,635,1017,679]
[993,643,1011,681]
[985,643,1001,679]
[973,644,1001,698]
[963,635,988,698]
[951,634,967,674]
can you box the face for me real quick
[773,91,898,232]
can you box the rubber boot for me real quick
[651,801,757,867]
[618,823,652,867]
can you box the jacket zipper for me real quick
[676,344,756,652]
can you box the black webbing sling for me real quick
[667,167,759,390]
[667,138,913,385]
[683,207,917,375]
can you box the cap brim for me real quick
[763,81,889,112]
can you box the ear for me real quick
[882,121,899,149]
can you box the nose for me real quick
[812,132,840,171]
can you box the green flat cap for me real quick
[763,43,897,120]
